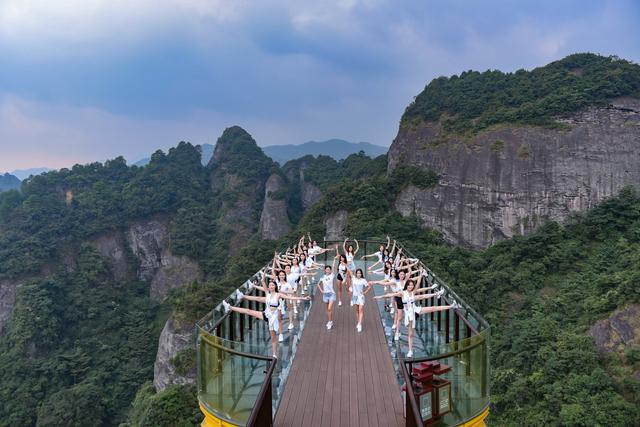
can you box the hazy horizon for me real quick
[1,0,639,170]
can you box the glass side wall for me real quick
[319,240,490,426]
[196,257,318,426]
[197,239,489,426]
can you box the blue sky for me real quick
[0,0,638,171]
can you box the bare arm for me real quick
[279,293,312,302]
[354,239,360,254]
[343,238,348,254]
[386,235,391,249]
[374,291,402,299]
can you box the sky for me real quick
[0,0,639,171]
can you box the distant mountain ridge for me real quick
[133,139,387,166]
[9,168,51,180]
[262,139,387,164]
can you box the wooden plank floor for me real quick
[274,286,405,427]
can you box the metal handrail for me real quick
[246,360,277,427]
[197,237,490,427]
[400,357,424,427]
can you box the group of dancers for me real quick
[222,235,460,359]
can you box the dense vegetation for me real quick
[0,142,224,426]
[299,179,640,425]
[0,173,21,192]
[402,53,640,136]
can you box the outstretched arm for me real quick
[374,291,401,299]
[354,239,360,254]
[280,293,312,302]
[343,238,348,254]
[386,235,391,250]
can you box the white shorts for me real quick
[351,294,365,306]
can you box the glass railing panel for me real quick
[197,332,270,426]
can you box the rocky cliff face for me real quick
[389,98,640,248]
[259,174,291,240]
[324,210,348,240]
[208,126,274,254]
[91,232,130,281]
[127,219,202,300]
[0,279,21,335]
[587,304,640,357]
[153,316,196,392]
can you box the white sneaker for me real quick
[390,307,395,315]
[294,306,298,314]
[288,323,294,330]
[391,323,396,330]
[350,300,354,307]
[222,301,231,313]
[338,301,342,307]
[406,350,413,358]
[356,324,362,333]
[235,290,244,302]
[328,321,333,330]
[452,301,462,309]
[278,333,284,342]
[394,332,400,341]
[436,289,444,299]
[272,354,278,359]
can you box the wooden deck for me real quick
[274,287,405,427]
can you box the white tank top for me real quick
[266,292,279,310]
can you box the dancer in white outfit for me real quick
[224,272,310,358]
[318,248,339,330]
[345,268,371,332]
[374,279,459,357]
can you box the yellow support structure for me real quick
[200,404,238,427]
[459,407,489,427]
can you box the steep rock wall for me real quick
[324,210,348,240]
[127,219,202,300]
[389,98,640,248]
[153,316,196,392]
[90,232,130,281]
[0,279,22,336]
[259,174,291,240]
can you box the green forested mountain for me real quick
[1,53,639,427]
[402,53,640,136]
[0,173,20,192]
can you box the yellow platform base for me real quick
[459,407,489,427]
[200,404,238,427]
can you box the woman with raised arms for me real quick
[361,236,394,272]
[224,271,310,358]
[375,279,456,357]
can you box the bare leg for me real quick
[358,305,364,325]
[270,330,278,356]
[408,322,414,353]
[337,280,343,303]
[396,309,404,330]
[229,306,264,321]
[327,300,334,322]
[418,305,454,314]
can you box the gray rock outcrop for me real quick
[389,98,640,248]
[587,304,640,356]
[153,316,196,392]
[259,174,291,240]
[324,210,348,240]
[127,219,202,300]
[90,232,130,281]
[0,279,21,335]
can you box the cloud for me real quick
[0,0,639,170]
